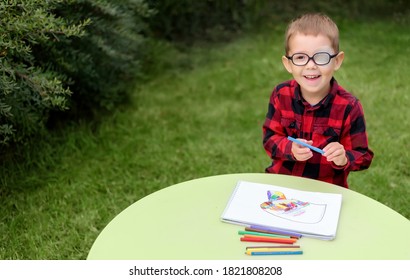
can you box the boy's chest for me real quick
[280,104,344,143]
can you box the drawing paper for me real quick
[221,181,343,240]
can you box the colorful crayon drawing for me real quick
[260,191,326,224]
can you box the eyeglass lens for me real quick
[291,53,331,66]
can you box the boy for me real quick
[262,13,373,188]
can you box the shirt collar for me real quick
[294,77,338,108]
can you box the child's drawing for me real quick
[260,190,326,224]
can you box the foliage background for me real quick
[1,0,409,147]
[0,0,152,146]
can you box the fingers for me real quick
[290,139,347,166]
[323,142,342,158]
[291,139,313,161]
[296,148,313,161]
[323,142,348,166]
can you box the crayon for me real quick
[246,250,303,256]
[238,230,292,239]
[240,236,296,244]
[242,235,297,243]
[287,136,324,155]
[243,234,294,240]
[246,247,302,253]
[246,245,300,249]
[247,225,302,238]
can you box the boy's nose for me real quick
[305,58,317,68]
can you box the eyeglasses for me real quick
[286,52,338,66]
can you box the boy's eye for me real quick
[294,54,307,61]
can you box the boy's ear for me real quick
[282,56,293,74]
[334,51,345,70]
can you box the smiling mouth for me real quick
[304,75,321,79]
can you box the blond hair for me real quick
[284,13,339,55]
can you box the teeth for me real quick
[305,75,319,79]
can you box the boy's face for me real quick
[282,33,344,100]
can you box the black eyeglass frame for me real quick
[285,52,339,66]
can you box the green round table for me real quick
[87,173,410,260]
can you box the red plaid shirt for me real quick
[262,78,374,188]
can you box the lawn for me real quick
[0,18,409,259]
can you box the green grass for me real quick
[0,19,409,259]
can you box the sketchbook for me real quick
[221,181,343,240]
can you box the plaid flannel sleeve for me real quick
[339,99,374,172]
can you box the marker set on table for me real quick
[239,225,303,256]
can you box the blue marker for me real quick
[287,136,324,155]
[250,251,303,256]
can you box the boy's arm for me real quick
[336,100,374,171]
[262,90,294,161]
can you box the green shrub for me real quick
[146,0,273,43]
[0,0,87,145]
[0,0,153,147]
[51,0,153,112]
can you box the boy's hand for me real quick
[291,139,313,161]
[323,142,348,166]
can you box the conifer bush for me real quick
[0,0,152,147]
[52,0,153,112]
[0,0,87,145]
